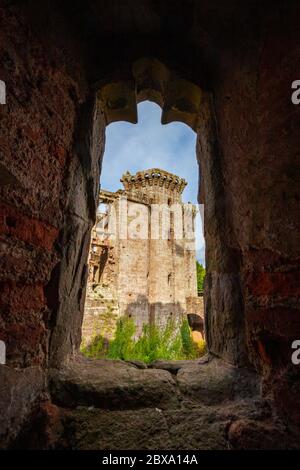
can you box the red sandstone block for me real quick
[22,124,41,142]
[0,282,46,314]
[272,373,300,425]
[246,306,300,337]
[52,144,67,166]
[0,202,58,250]
[247,271,300,297]
[0,322,46,353]
[244,249,288,268]
[257,340,272,365]
[251,333,295,371]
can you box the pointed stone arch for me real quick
[96,58,202,131]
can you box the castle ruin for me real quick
[82,169,203,345]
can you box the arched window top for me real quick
[96,58,203,131]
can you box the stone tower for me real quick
[82,169,203,343]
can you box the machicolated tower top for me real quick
[120,168,187,202]
[82,168,203,345]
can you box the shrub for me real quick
[196,261,206,295]
[132,320,182,363]
[107,316,136,360]
[80,334,107,359]
[195,338,207,356]
[180,319,198,359]
[82,314,207,364]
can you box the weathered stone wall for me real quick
[218,6,300,423]
[118,199,150,332]
[0,2,105,444]
[0,3,92,369]
[197,2,300,423]
[125,170,198,329]
[82,285,119,346]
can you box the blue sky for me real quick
[101,101,205,265]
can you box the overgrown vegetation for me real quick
[196,261,206,295]
[180,318,197,359]
[81,334,108,359]
[81,316,206,364]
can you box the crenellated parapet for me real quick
[120,168,187,194]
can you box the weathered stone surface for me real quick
[149,359,203,374]
[0,2,90,369]
[177,359,260,406]
[228,419,299,450]
[16,398,291,450]
[197,96,248,368]
[125,360,148,369]
[208,3,300,427]
[61,406,229,450]
[62,407,173,450]
[49,356,179,410]
[0,366,46,448]
[23,400,275,450]
[11,357,297,450]
[11,401,66,450]
[47,98,106,368]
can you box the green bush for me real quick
[110,316,205,364]
[82,314,206,364]
[196,261,206,295]
[80,334,107,359]
[131,320,182,363]
[180,319,198,359]
[107,316,136,360]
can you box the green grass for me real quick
[81,315,206,364]
[80,334,108,359]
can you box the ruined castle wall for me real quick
[117,204,150,332]
[148,238,180,326]
[122,173,197,330]
[185,246,198,299]
[82,168,200,340]
[82,240,120,345]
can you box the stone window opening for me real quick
[41,56,246,378]
[47,57,242,374]
[78,63,206,364]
